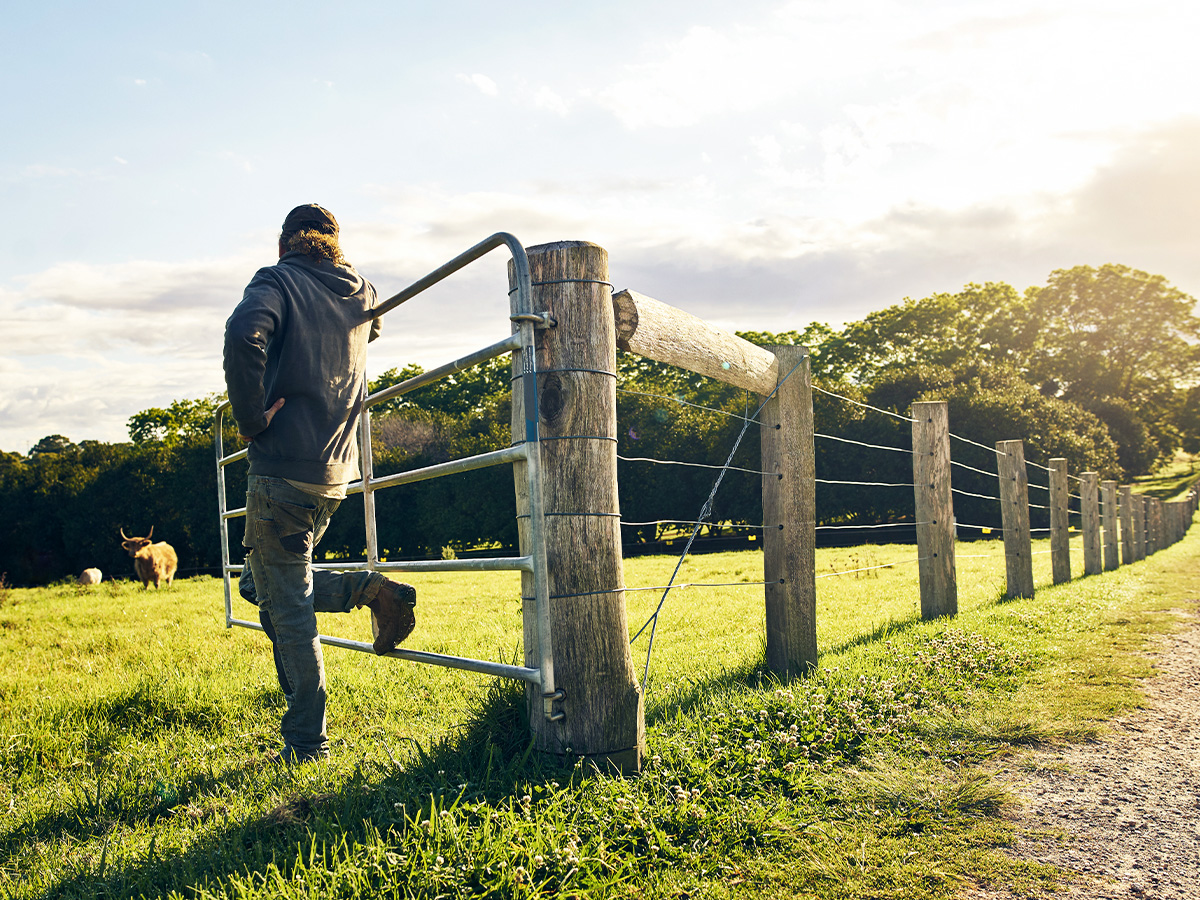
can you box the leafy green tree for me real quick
[818,282,1038,383]
[1028,264,1200,407]
[29,434,75,456]
[1175,386,1200,456]
[128,394,225,444]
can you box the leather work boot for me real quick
[365,580,417,655]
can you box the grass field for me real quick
[2,521,1198,899]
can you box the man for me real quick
[224,203,416,763]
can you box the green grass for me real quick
[1132,450,1200,499]
[2,520,1198,899]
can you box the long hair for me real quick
[281,227,346,265]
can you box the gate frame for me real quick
[215,232,563,720]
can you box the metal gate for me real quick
[215,232,563,720]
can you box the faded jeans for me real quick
[241,474,387,761]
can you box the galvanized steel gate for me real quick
[215,233,564,721]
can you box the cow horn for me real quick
[147,525,153,539]
[120,527,130,540]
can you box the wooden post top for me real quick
[612,289,779,394]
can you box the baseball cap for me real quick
[282,203,339,236]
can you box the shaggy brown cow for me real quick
[78,568,102,585]
[119,527,178,589]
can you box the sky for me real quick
[3,0,1199,453]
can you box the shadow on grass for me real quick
[25,677,579,899]
[823,614,927,658]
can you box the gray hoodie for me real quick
[223,251,381,485]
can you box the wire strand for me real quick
[816,557,927,579]
[812,386,916,422]
[951,460,1000,478]
[816,478,915,488]
[952,488,1002,502]
[617,455,775,476]
[616,387,758,423]
[815,432,912,454]
[815,521,928,530]
[948,433,999,454]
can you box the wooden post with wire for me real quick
[1081,472,1102,575]
[1132,493,1146,561]
[760,345,817,677]
[996,439,1035,599]
[912,401,957,618]
[1150,499,1163,553]
[509,240,644,773]
[1119,485,1134,565]
[1101,480,1119,571]
[1144,497,1157,555]
[1049,458,1071,584]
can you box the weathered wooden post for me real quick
[1147,498,1161,555]
[760,345,817,677]
[509,241,643,773]
[1080,472,1102,575]
[609,288,814,679]
[1049,459,1071,584]
[912,401,957,618]
[1152,496,1161,554]
[1132,493,1146,561]
[996,440,1035,599]
[1119,485,1134,565]
[1101,480,1119,571]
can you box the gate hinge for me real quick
[511,312,557,330]
[542,688,565,722]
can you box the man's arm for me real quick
[223,272,285,440]
[238,397,285,443]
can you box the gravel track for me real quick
[968,611,1200,899]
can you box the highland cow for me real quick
[78,568,102,585]
[119,527,178,589]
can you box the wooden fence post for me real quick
[912,401,957,618]
[996,440,1035,599]
[1049,458,1071,585]
[509,241,643,773]
[1081,472,1102,575]
[1119,485,1134,565]
[1101,480,1119,571]
[1156,499,1167,549]
[1132,494,1146,561]
[760,345,817,677]
[1147,498,1161,554]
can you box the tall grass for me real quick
[2,523,1196,899]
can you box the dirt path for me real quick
[969,613,1200,900]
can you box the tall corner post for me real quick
[1080,472,1102,575]
[996,439,1035,599]
[1119,485,1134,565]
[1100,480,1119,571]
[911,401,957,618]
[1049,458,1071,585]
[760,345,817,677]
[508,241,644,774]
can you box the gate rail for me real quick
[215,233,562,718]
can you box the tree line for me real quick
[2,263,1195,586]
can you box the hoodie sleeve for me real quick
[367,281,382,343]
[224,269,285,438]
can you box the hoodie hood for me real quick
[278,251,365,298]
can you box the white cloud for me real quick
[113,156,128,165]
[533,86,570,117]
[457,72,499,96]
